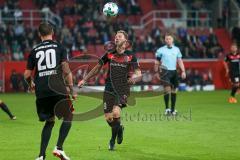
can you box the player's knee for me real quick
[45,120,55,128]
[112,108,121,118]
[164,86,171,94]
[106,117,113,122]
[113,112,120,118]
[105,115,114,127]
[107,117,120,128]
[105,113,113,122]
[47,116,55,122]
[63,114,73,122]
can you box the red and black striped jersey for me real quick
[98,50,140,91]
[225,53,240,74]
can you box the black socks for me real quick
[56,121,72,150]
[107,118,121,142]
[164,92,177,112]
[171,93,176,112]
[164,94,170,109]
[39,121,55,157]
[0,102,14,118]
[231,86,238,97]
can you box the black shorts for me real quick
[230,74,240,83]
[36,95,74,121]
[160,69,178,88]
[103,91,128,113]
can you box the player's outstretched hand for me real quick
[78,80,86,88]
[181,71,186,79]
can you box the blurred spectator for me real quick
[14,22,25,37]
[41,4,51,19]
[181,68,214,91]
[1,2,11,18]
[232,26,240,46]
[12,40,23,60]
[0,0,224,61]
[142,70,153,84]
[10,70,19,92]
[19,73,28,92]
[0,40,10,59]
[129,0,142,15]
[13,6,23,22]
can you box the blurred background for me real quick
[0,0,238,93]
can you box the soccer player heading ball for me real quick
[155,33,186,116]
[78,30,142,150]
[224,43,240,103]
[24,22,77,160]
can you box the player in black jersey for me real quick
[24,22,77,160]
[224,43,240,103]
[0,99,16,120]
[78,30,142,150]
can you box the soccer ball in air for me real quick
[103,2,119,17]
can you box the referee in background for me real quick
[154,33,186,115]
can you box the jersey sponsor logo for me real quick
[110,62,127,68]
[108,53,133,63]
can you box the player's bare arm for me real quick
[154,60,160,72]
[61,61,77,100]
[223,61,229,77]
[154,60,161,80]
[128,69,142,85]
[177,58,186,79]
[78,63,103,87]
[24,70,35,92]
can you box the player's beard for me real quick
[116,40,127,55]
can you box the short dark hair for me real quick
[38,22,53,36]
[116,30,128,39]
[164,32,174,38]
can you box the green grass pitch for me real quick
[0,91,240,160]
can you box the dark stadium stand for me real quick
[0,0,226,62]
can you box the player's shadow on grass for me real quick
[54,91,166,122]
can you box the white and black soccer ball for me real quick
[103,2,119,17]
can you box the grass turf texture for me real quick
[0,91,240,160]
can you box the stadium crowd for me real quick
[0,0,220,91]
[0,0,224,61]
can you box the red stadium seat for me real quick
[86,45,96,55]
[136,52,145,59]
[145,52,155,59]
[95,45,105,57]
[71,50,82,57]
